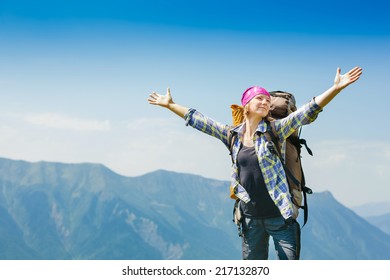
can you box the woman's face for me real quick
[246,94,271,119]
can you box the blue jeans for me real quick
[241,216,301,260]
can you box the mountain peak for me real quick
[0,157,389,260]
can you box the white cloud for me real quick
[302,140,390,207]
[104,117,232,180]
[21,112,111,131]
[125,117,185,131]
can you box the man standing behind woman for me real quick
[147,66,363,260]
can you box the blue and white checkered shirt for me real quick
[184,98,322,219]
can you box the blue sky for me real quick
[0,0,389,208]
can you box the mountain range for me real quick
[0,157,389,260]
[351,202,390,236]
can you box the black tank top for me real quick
[237,145,281,218]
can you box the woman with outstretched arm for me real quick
[147,66,362,260]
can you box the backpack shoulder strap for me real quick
[264,121,283,161]
[265,121,302,188]
[227,128,238,163]
[264,120,311,227]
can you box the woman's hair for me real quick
[230,104,274,126]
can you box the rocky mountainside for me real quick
[0,157,389,260]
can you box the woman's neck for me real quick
[245,116,263,136]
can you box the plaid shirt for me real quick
[184,99,322,219]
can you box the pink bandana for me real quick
[241,86,270,107]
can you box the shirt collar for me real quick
[231,119,268,135]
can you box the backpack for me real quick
[228,90,313,228]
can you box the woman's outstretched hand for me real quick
[315,66,363,108]
[147,87,189,118]
[334,66,363,91]
[147,87,173,108]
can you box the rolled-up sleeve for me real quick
[184,108,230,146]
[305,98,323,122]
[275,98,323,141]
[184,108,196,126]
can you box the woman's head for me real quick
[241,86,270,107]
[241,86,271,119]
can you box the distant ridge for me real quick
[352,201,390,217]
[0,157,389,260]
